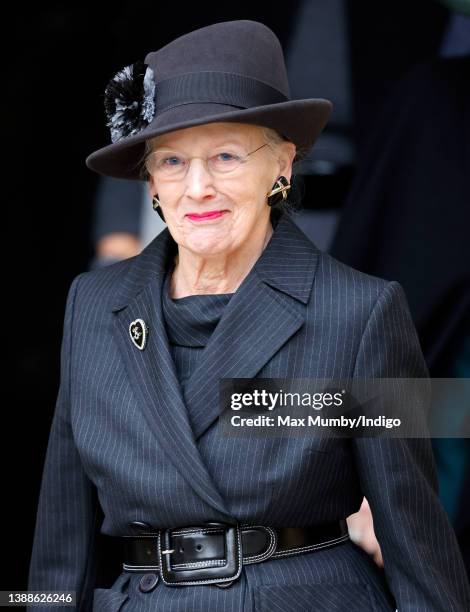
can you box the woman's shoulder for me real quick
[308,249,411,330]
[68,255,137,312]
[285,215,396,301]
[314,247,396,301]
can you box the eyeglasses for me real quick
[145,143,269,179]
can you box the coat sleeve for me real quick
[351,280,470,611]
[27,273,101,611]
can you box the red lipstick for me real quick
[186,210,228,221]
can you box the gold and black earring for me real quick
[266,176,291,207]
[152,194,166,223]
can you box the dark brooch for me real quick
[104,60,156,143]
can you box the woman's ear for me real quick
[278,142,297,179]
[147,175,157,198]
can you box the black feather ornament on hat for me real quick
[104,60,156,143]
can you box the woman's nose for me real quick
[183,158,217,199]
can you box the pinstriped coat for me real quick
[28,212,470,611]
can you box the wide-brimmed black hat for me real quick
[85,19,333,180]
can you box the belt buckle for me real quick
[158,522,242,586]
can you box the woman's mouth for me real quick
[186,210,228,221]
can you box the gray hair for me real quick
[139,125,305,214]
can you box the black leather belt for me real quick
[119,520,349,586]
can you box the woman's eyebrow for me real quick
[153,140,248,152]
[214,139,246,147]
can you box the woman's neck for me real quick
[170,221,274,298]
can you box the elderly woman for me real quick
[28,19,469,612]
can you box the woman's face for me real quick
[147,122,296,258]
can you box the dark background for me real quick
[8,0,466,591]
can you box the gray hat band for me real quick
[154,71,289,115]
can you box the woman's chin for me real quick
[186,237,232,256]
[183,221,235,254]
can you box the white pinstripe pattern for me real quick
[27,213,470,611]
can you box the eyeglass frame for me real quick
[145,142,271,179]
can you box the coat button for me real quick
[139,572,159,592]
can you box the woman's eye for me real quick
[163,156,183,166]
[217,152,237,161]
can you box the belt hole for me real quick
[196,544,203,551]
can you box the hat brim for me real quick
[85,98,333,180]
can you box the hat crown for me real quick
[144,20,291,98]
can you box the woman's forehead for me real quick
[151,122,263,150]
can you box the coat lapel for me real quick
[183,214,320,440]
[109,213,320,516]
[110,229,232,519]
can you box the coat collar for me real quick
[110,213,320,520]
